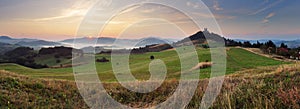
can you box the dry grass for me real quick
[204,63,300,109]
[1,63,299,108]
[0,70,89,109]
[242,47,296,62]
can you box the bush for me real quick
[96,57,109,62]
[150,55,155,60]
[56,59,61,63]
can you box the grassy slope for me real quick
[1,63,299,108]
[0,70,88,109]
[0,48,288,82]
[34,54,72,67]
[226,48,287,74]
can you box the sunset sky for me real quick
[0,0,299,41]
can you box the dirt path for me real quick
[237,47,296,62]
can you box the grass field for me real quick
[34,54,72,67]
[0,48,289,82]
[1,62,299,108]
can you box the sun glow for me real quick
[87,36,94,39]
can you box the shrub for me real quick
[56,59,61,63]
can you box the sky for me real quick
[0,0,299,41]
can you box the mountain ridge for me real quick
[0,36,61,47]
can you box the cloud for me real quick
[266,12,275,19]
[117,4,142,15]
[260,0,269,6]
[34,0,98,22]
[213,0,223,11]
[249,0,283,15]
[262,12,275,23]
[191,12,235,20]
[186,1,201,9]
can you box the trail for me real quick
[237,47,295,62]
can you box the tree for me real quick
[265,40,276,48]
[150,55,155,60]
[263,40,276,54]
[56,59,61,63]
[242,41,252,48]
[96,57,109,62]
[280,43,288,48]
[202,44,209,49]
[4,47,47,69]
[253,41,263,48]
[260,45,268,53]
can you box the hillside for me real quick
[1,63,299,108]
[1,46,83,68]
[174,30,224,47]
[0,42,19,55]
[0,48,288,81]
[0,70,88,108]
[35,46,83,67]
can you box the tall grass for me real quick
[0,70,88,108]
[1,63,299,108]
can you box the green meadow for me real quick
[0,48,288,82]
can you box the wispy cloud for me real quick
[213,0,223,11]
[249,0,283,15]
[262,12,275,23]
[186,1,201,9]
[34,0,98,22]
[260,0,269,6]
[191,12,235,20]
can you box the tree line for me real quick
[0,46,83,69]
[225,39,300,59]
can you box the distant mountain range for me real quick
[0,36,61,47]
[234,39,300,48]
[277,39,300,48]
[1,33,299,54]
[16,40,60,47]
[0,36,38,44]
[60,37,179,49]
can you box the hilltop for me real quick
[0,36,13,40]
